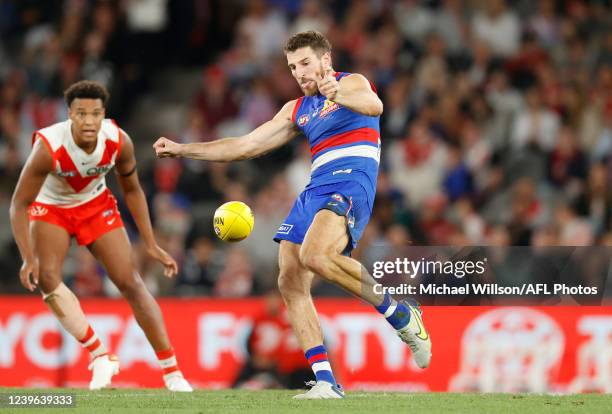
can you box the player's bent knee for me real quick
[113,273,146,297]
[38,266,62,293]
[299,249,331,279]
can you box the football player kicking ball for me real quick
[10,80,192,392]
[154,31,431,399]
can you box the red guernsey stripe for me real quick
[311,127,379,157]
[163,366,180,375]
[307,353,328,364]
[80,326,95,344]
[110,119,123,160]
[291,97,304,123]
[55,147,96,192]
[86,338,102,352]
[156,348,175,360]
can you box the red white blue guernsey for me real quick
[291,72,381,199]
[274,72,380,251]
[32,119,123,207]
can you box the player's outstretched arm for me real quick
[9,138,54,291]
[318,72,383,117]
[153,100,300,161]
[115,130,178,277]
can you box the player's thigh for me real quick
[278,240,314,295]
[87,227,139,289]
[31,221,72,293]
[301,209,349,259]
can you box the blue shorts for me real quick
[273,181,374,254]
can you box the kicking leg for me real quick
[277,241,343,399]
[87,227,191,391]
[300,210,431,368]
[32,221,118,389]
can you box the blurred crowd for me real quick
[0,0,611,297]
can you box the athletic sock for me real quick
[375,293,411,329]
[305,344,337,386]
[79,325,109,359]
[156,348,183,382]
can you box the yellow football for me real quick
[213,201,254,242]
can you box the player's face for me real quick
[287,47,331,96]
[68,98,105,146]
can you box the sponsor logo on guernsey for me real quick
[57,170,77,178]
[298,114,310,127]
[319,99,340,118]
[30,206,48,217]
[277,223,293,234]
[332,168,352,175]
[86,164,113,176]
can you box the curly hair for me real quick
[64,80,109,107]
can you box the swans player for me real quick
[10,80,192,392]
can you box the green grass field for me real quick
[1,388,611,414]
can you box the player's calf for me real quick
[42,283,120,388]
[43,283,110,359]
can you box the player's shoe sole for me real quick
[293,381,345,399]
[88,354,120,390]
[396,299,432,368]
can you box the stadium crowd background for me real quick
[0,0,610,298]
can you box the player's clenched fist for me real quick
[317,69,339,101]
[153,137,182,158]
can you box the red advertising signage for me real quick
[0,297,610,392]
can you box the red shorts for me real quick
[28,190,124,246]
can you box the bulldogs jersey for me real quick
[291,72,381,201]
[32,119,123,207]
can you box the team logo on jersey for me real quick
[86,164,113,176]
[319,100,340,118]
[298,114,310,127]
[331,194,344,203]
[29,206,48,217]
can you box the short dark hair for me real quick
[64,80,109,107]
[284,30,331,56]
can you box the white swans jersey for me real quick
[32,119,123,207]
